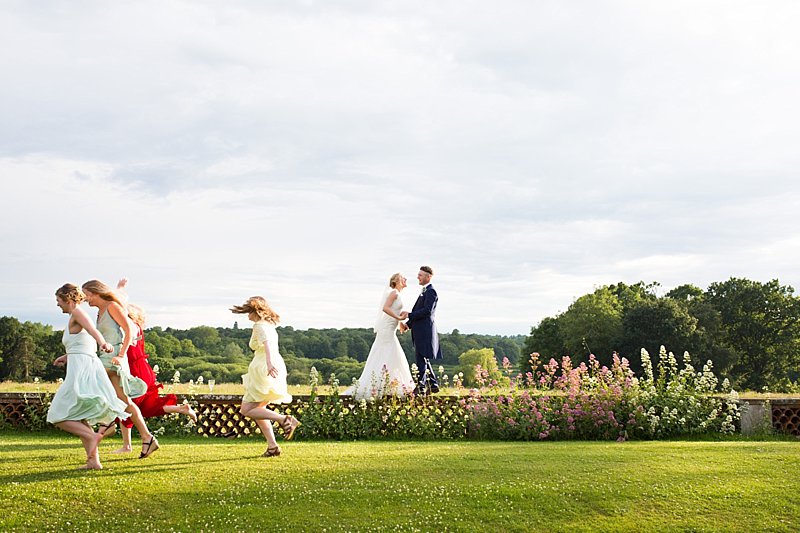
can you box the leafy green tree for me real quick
[704,278,800,390]
[458,348,502,386]
[666,286,737,376]
[6,335,44,381]
[186,326,221,352]
[0,316,22,375]
[559,287,623,364]
[220,342,247,363]
[618,298,699,370]
[523,316,567,373]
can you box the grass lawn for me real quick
[1,433,798,532]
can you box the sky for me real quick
[1,1,799,336]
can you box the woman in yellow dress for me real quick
[231,296,300,457]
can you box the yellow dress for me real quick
[241,321,292,404]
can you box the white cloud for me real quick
[2,1,800,335]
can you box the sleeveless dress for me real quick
[119,324,178,428]
[96,310,147,399]
[345,289,415,400]
[241,321,292,404]
[47,324,130,425]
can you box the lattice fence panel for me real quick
[772,405,800,435]
[0,394,45,427]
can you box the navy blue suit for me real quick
[406,283,441,392]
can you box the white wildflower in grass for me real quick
[152,364,159,375]
[172,370,181,385]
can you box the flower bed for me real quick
[1,347,741,440]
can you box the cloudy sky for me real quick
[2,1,799,336]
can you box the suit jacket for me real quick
[406,284,442,360]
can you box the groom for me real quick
[402,265,441,394]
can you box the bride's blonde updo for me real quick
[231,296,280,324]
[389,273,402,288]
[56,283,85,304]
[81,279,125,306]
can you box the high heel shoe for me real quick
[139,437,160,459]
[281,415,301,441]
[262,446,281,457]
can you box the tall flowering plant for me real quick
[468,347,739,441]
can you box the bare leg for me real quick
[240,402,282,451]
[163,403,197,422]
[107,371,156,455]
[55,420,103,469]
[112,425,133,454]
[253,419,277,447]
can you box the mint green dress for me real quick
[97,310,147,399]
[46,324,130,425]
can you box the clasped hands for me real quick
[398,311,410,333]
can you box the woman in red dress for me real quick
[110,302,198,453]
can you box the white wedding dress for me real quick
[344,289,415,400]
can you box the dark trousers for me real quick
[414,353,439,392]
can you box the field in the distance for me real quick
[1,433,798,532]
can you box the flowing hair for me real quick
[127,303,146,328]
[81,279,125,306]
[231,296,280,324]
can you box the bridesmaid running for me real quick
[82,279,159,459]
[111,301,198,454]
[47,284,130,470]
[231,296,300,457]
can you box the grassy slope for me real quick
[1,433,798,532]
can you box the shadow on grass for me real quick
[0,455,247,485]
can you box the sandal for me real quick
[97,421,116,438]
[281,415,300,441]
[139,437,160,459]
[262,446,281,457]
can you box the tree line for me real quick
[3,276,798,391]
[523,277,800,391]
[0,316,525,386]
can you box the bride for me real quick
[345,273,415,400]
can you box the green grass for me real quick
[1,433,799,531]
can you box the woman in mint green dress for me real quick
[82,279,159,459]
[47,283,130,470]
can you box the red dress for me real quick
[120,325,177,428]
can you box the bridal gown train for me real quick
[345,289,415,400]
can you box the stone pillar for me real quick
[739,399,772,435]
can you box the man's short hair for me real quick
[420,265,434,276]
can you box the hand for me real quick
[53,355,67,367]
[111,356,123,366]
[267,364,278,378]
[116,278,129,290]
[100,342,114,353]
[399,323,409,333]
[399,311,409,320]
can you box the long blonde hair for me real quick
[231,296,280,324]
[81,279,125,306]
[127,303,146,328]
